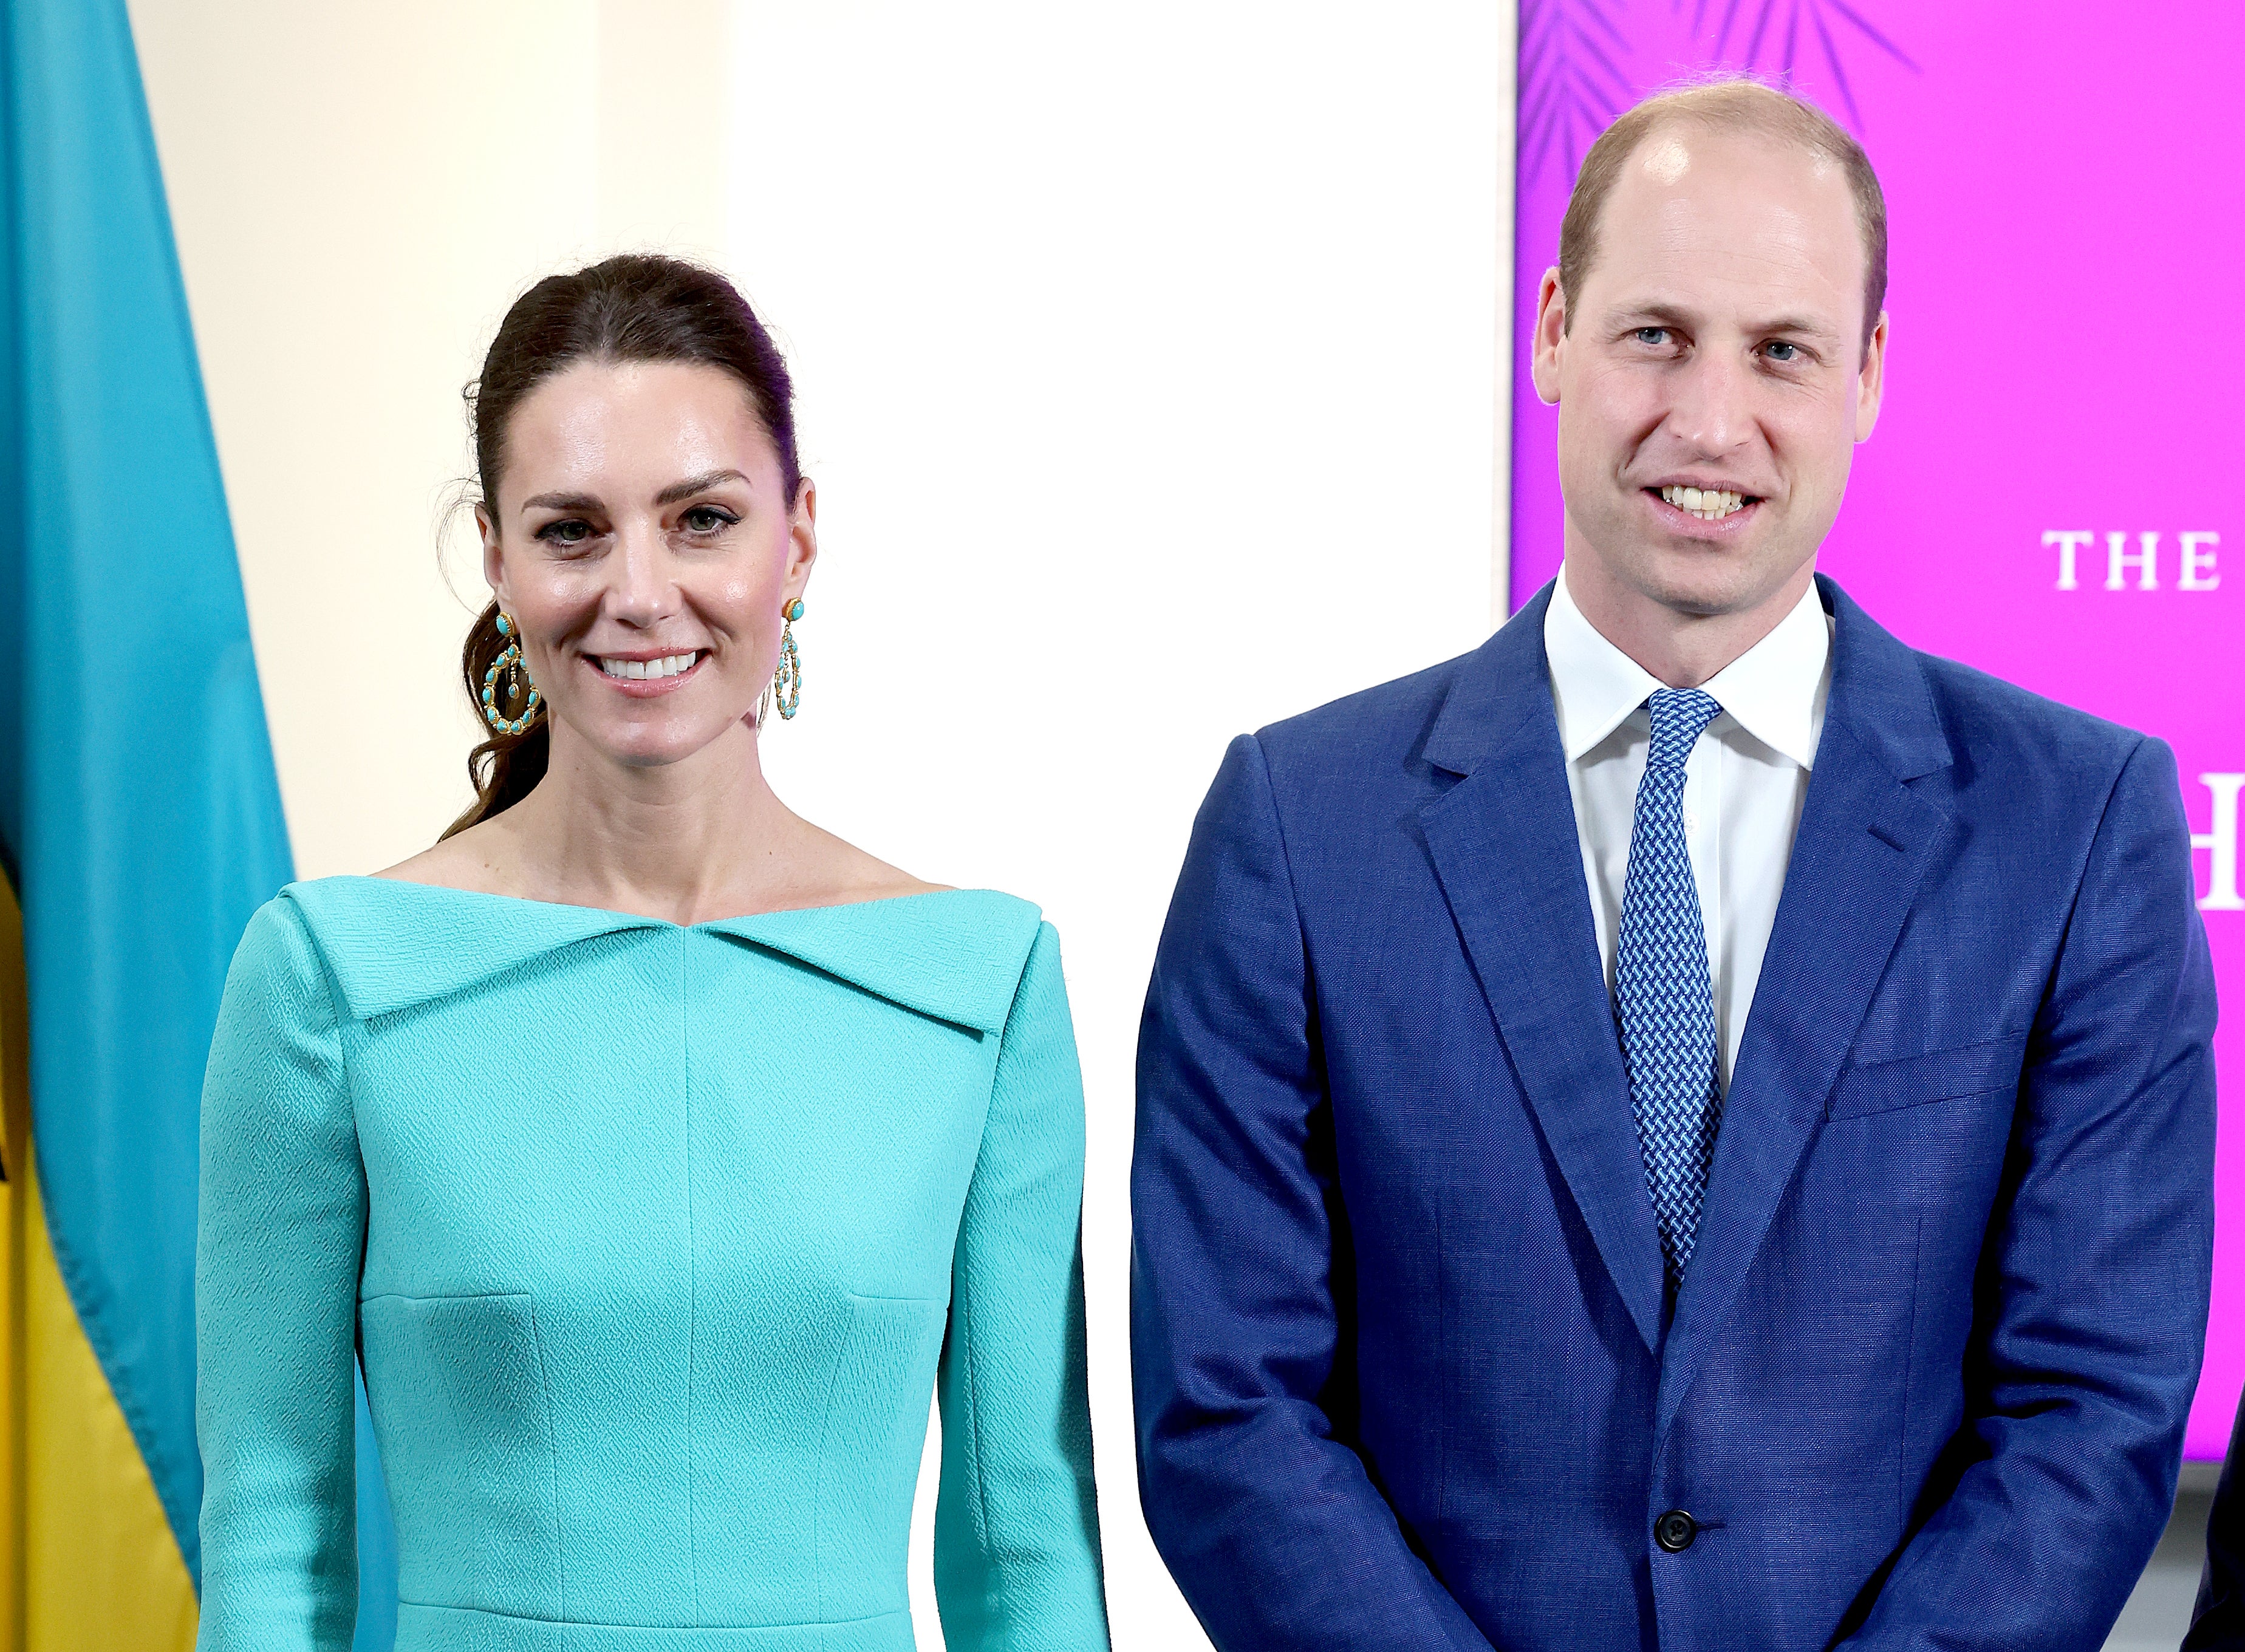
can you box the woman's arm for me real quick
[934,922,1110,1650]
[196,896,366,1651]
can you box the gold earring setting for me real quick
[760,598,804,725]
[482,611,542,735]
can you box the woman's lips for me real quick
[581,650,707,697]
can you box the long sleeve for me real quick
[1847,736,2219,1650]
[934,921,1110,1650]
[1132,735,1497,1652]
[196,896,366,1651]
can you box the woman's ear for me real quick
[477,503,510,610]
[782,477,819,600]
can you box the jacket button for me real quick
[1655,1510,1698,1552]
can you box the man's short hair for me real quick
[1557,77,1888,355]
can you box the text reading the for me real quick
[2043,531,2221,592]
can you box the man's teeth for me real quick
[598,652,699,681]
[1659,485,1749,521]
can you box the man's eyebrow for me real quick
[1610,302,1698,331]
[1752,314,1842,340]
[654,468,750,506]
[520,491,600,514]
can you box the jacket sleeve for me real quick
[1132,734,1498,1652]
[2185,1385,2245,1650]
[196,895,365,1651]
[934,921,1110,1650]
[1847,736,2219,1651]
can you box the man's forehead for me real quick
[1592,126,1862,292]
[1619,118,1847,200]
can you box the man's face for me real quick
[1532,125,1886,621]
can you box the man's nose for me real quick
[1666,348,1755,457]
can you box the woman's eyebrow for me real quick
[654,468,749,505]
[519,491,601,514]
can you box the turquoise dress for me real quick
[194,878,1109,1652]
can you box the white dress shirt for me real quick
[1544,567,1833,1091]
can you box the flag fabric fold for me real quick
[0,0,394,1643]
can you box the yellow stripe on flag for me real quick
[0,878,198,1651]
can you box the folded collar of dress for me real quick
[281,876,1045,1034]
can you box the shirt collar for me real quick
[1544,565,1831,771]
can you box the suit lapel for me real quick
[1653,577,1959,1441]
[1420,586,1667,1355]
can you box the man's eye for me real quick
[681,506,737,535]
[1635,327,1670,346]
[537,519,593,545]
[1764,341,1801,362]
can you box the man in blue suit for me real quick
[1132,78,2216,1651]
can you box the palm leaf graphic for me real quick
[1519,0,1636,180]
[1688,0,1919,126]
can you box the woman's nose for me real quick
[604,521,674,623]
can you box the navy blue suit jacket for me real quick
[1132,578,2217,1651]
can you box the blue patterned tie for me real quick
[1615,688,1725,1279]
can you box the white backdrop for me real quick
[137,2,1515,1645]
[728,7,1512,1644]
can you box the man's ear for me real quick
[1532,269,1567,406]
[1855,311,1888,442]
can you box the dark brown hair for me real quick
[441,254,802,840]
[1557,76,1888,357]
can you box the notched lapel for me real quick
[1655,585,1960,1440]
[1419,600,1667,1356]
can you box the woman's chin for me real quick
[559,710,758,772]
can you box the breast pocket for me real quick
[1826,1031,2029,1122]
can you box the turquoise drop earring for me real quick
[481,610,542,736]
[762,599,804,724]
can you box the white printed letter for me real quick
[2043,530,2092,590]
[2106,530,2159,590]
[2180,531,2221,592]
[2196,774,2245,912]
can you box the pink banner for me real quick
[1511,0,2243,1458]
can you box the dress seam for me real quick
[682,928,700,1622]
[395,1600,910,1630]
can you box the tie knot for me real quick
[1645,688,1722,769]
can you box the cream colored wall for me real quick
[134,4,1514,1647]
[131,0,733,877]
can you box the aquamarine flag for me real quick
[1,0,396,1642]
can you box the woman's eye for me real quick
[680,506,737,535]
[536,519,595,547]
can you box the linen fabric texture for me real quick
[1131,577,2218,1652]
[196,880,1109,1652]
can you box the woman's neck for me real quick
[455,719,822,924]
[382,717,937,922]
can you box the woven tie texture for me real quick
[1614,687,1724,1278]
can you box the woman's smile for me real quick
[586,647,709,695]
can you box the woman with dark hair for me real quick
[194,255,1109,1651]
